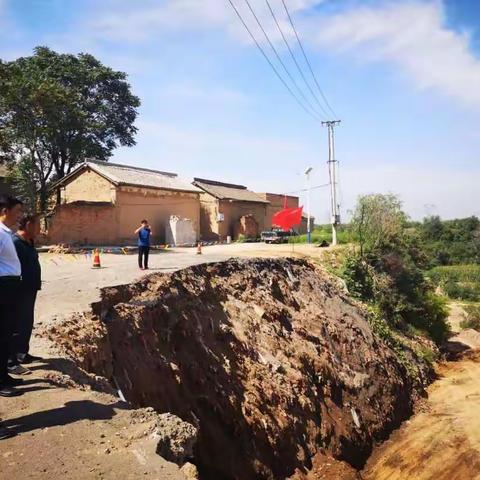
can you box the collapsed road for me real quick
[46,258,433,479]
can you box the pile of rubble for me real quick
[47,258,432,479]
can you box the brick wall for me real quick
[198,193,268,241]
[61,169,116,204]
[46,202,117,245]
[115,187,200,244]
[257,193,300,230]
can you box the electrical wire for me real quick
[281,0,337,119]
[242,0,325,120]
[265,0,330,119]
[282,182,330,195]
[226,0,321,121]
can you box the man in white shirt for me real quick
[0,194,24,440]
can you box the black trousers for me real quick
[0,281,19,384]
[10,290,38,362]
[138,246,150,269]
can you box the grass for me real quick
[290,225,351,245]
[427,265,480,302]
[460,304,480,331]
[365,306,436,377]
[428,265,480,283]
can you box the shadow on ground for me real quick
[3,399,127,434]
[28,357,115,394]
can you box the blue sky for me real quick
[1,0,479,222]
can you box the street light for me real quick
[304,167,313,244]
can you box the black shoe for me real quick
[20,353,43,364]
[3,375,24,387]
[0,425,16,440]
[0,385,23,397]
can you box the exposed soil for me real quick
[47,258,432,479]
[0,363,189,480]
[363,350,480,480]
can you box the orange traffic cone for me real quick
[92,249,101,268]
[197,242,202,255]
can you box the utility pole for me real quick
[304,166,313,243]
[321,120,341,246]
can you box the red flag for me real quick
[272,206,303,231]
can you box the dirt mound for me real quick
[47,258,431,479]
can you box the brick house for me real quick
[192,178,270,241]
[257,192,314,234]
[47,160,201,245]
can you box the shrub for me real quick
[419,216,480,266]
[289,225,350,245]
[341,253,449,344]
[341,254,374,300]
[340,194,450,345]
[460,305,480,331]
[428,265,480,301]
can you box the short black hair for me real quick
[141,219,148,224]
[18,213,39,230]
[0,195,23,211]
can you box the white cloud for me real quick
[308,1,480,108]
[159,84,249,105]
[112,119,317,194]
[89,1,480,109]
[340,164,480,221]
[116,118,311,167]
[89,0,323,43]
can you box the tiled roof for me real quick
[193,178,269,204]
[57,160,200,194]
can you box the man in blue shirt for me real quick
[134,220,152,270]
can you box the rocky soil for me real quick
[46,258,432,479]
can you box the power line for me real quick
[226,0,321,121]
[281,0,337,119]
[242,0,325,120]
[283,183,330,195]
[265,0,330,119]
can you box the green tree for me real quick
[350,193,407,256]
[343,194,449,343]
[0,46,140,210]
[421,215,443,240]
[5,158,39,211]
[418,215,480,265]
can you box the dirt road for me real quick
[4,242,480,479]
[34,244,297,354]
[363,353,480,480]
[0,367,186,480]
[36,242,328,326]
